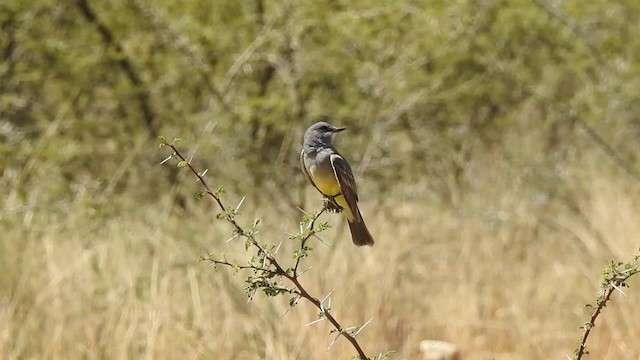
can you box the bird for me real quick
[300,122,375,246]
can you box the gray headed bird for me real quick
[301,122,375,246]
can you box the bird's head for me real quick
[304,121,346,148]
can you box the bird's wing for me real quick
[330,153,359,211]
[301,149,322,194]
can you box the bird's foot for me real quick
[324,196,344,213]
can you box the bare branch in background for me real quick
[76,0,158,136]
[532,0,601,63]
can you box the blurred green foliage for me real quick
[1,0,639,207]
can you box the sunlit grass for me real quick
[1,133,639,360]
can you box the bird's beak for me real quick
[333,127,347,132]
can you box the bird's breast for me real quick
[305,153,341,197]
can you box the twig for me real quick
[293,206,328,276]
[573,256,640,359]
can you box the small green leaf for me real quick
[232,263,240,274]
[177,160,188,168]
[195,191,205,200]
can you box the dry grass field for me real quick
[1,126,639,360]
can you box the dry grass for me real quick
[1,132,639,360]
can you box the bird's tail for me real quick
[347,210,375,246]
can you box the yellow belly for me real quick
[310,171,355,221]
[312,172,342,197]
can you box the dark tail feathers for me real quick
[347,217,375,247]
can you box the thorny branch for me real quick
[159,138,372,360]
[573,256,640,360]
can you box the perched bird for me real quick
[300,122,375,246]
